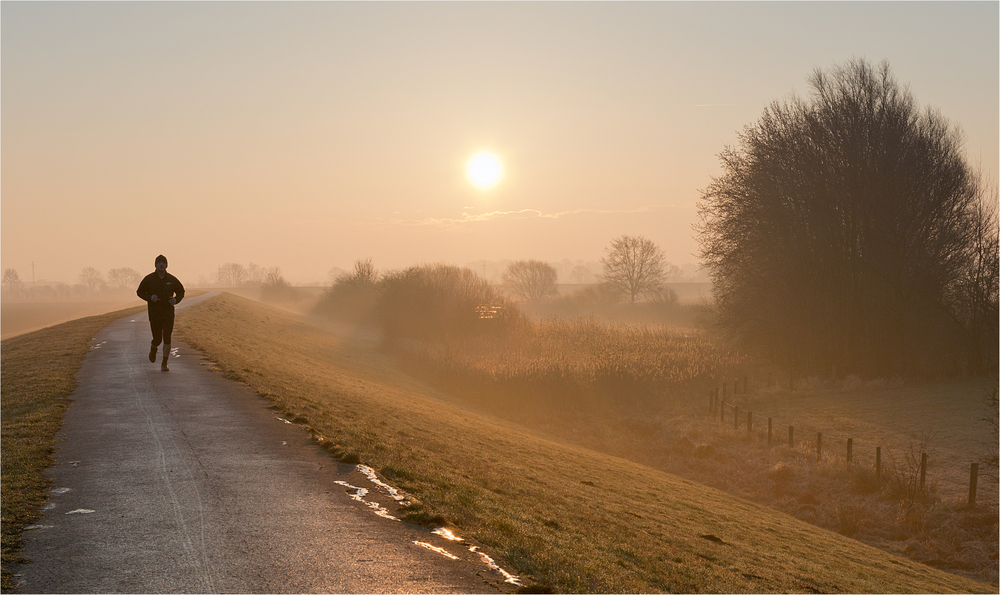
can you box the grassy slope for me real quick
[176,293,989,593]
[0,305,146,590]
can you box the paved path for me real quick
[15,293,507,593]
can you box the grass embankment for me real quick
[0,305,146,590]
[178,293,989,593]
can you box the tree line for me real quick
[2,261,294,301]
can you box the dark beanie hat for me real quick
[155,254,168,266]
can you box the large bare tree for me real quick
[599,235,667,305]
[79,267,105,292]
[108,267,141,290]
[216,263,248,287]
[501,260,558,303]
[696,59,996,376]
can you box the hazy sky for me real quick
[3,2,997,285]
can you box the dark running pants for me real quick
[149,315,175,347]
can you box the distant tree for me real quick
[696,58,995,376]
[107,267,141,290]
[326,266,347,283]
[79,267,105,292]
[378,264,516,341]
[261,266,295,302]
[314,259,380,322]
[501,260,559,303]
[337,258,379,288]
[217,263,248,287]
[599,235,667,305]
[662,263,682,283]
[246,263,265,286]
[569,265,596,284]
[2,269,24,295]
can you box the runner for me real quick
[136,254,185,371]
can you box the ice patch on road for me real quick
[51,487,71,494]
[428,527,522,586]
[66,509,95,515]
[358,465,408,504]
[414,541,459,560]
[432,527,463,541]
[330,465,521,586]
[335,480,399,521]
[471,546,522,586]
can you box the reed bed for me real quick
[388,317,748,418]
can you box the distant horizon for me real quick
[13,257,713,288]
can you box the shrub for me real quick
[313,259,381,324]
[377,264,521,342]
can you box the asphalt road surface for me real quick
[14,293,513,594]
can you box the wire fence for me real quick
[704,385,989,507]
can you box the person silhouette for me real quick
[136,254,185,371]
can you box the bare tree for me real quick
[79,267,105,292]
[246,263,265,286]
[337,258,379,288]
[696,58,994,376]
[260,266,297,303]
[315,259,379,321]
[599,235,667,305]
[217,263,248,287]
[108,267,141,290]
[2,269,23,295]
[501,260,558,303]
[263,266,285,287]
[569,264,596,284]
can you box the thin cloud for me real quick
[378,205,675,228]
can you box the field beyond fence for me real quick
[706,376,998,507]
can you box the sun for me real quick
[467,151,503,190]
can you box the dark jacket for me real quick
[136,272,185,319]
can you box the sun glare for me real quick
[467,152,503,190]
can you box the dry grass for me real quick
[0,305,146,590]
[737,379,999,502]
[173,293,990,593]
[389,317,746,421]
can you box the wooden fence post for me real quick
[734,405,739,430]
[768,418,772,446]
[747,411,753,436]
[919,453,927,493]
[788,426,794,448]
[817,433,822,462]
[876,447,881,490]
[969,463,979,507]
[847,438,853,464]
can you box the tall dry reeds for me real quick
[389,316,749,418]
